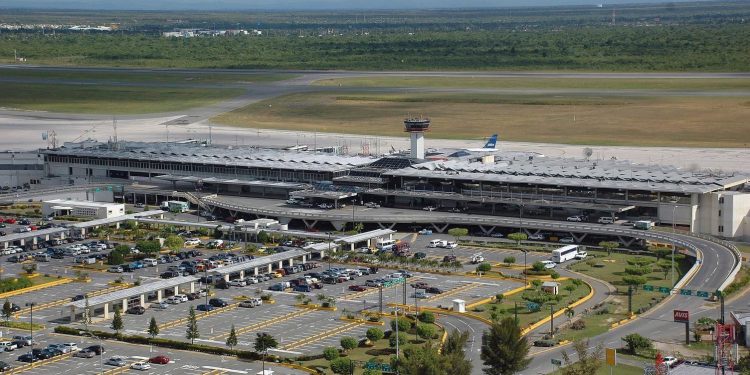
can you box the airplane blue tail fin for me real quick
[483,134,498,149]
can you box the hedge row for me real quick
[54,326,267,361]
[0,276,32,293]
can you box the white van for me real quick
[597,216,615,224]
[428,239,444,248]
[142,258,158,267]
[375,239,396,251]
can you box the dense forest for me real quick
[1,1,748,71]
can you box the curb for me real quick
[0,277,73,299]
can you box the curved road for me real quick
[201,195,739,374]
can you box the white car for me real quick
[175,294,189,302]
[443,241,458,249]
[166,296,182,304]
[566,215,583,222]
[540,260,556,269]
[528,234,545,240]
[364,202,380,208]
[245,277,259,284]
[62,343,80,352]
[663,356,678,367]
[422,206,437,211]
[185,238,201,246]
[574,251,588,260]
[0,342,17,352]
[229,279,247,287]
[131,362,151,371]
[560,237,576,244]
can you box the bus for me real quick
[552,245,580,263]
[375,239,396,252]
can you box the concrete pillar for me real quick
[19,239,24,246]
[254,267,259,276]
[173,286,179,295]
[140,294,145,307]
[69,307,76,322]
[80,228,86,236]
[288,258,293,267]
[240,270,245,279]
[223,274,230,282]
[60,232,65,240]
[302,255,307,264]
[278,261,283,269]
[121,299,127,312]
[44,234,50,241]
[189,282,195,293]
[32,237,37,245]
[103,304,109,319]
[2,242,7,249]
[115,222,120,229]
[157,290,163,302]
[267,264,272,273]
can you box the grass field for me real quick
[315,76,750,91]
[1,69,297,85]
[551,362,643,375]
[213,91,750,147]
[0,82,244,114]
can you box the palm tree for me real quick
[481,317,531,375]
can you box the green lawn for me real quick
[315,76,750,91]
[0,82,243,114]
[471,278,591,330]
[30,275,62,285]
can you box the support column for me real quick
[278,261,283,269]
[140,294,145,307]
[173,286,179,295]
[431,223,449,233]
[189,282,195,293]
[254,267,259,276]
[267,264,272,273]
[223,274,230,282]
[121,299,127,312]
[240,270,245,279]
[302,255,307,264]
[103,304,110,319]
[288,258,293,267]
[157,290,163,302]
[70,307,77,322]
[115,222,120,230]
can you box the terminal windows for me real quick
[719,225,724,233]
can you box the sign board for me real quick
[673,310,689,322]
[680,289,692,296]
[696,291,710,298]
[643,285,654,291]
[551,358,562,366]
[606,348,617,366]
[658,287,671,294]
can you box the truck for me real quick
[160,200,189,213]
[393,242,410,257]
[633,220,654,230]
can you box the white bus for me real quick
[552,245,580,263]
[375,239,396,251]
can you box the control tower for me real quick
[404,117,430,159]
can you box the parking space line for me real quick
[159,302,240,330]
[6,352,74,375]
[281,321,364,350]
[209,308,313,340]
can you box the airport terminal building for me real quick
[39,140,750,240]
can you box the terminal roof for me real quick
[67,276,198,309]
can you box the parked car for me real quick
[13,336,33,346]
[426,287,444,294]
[239,298,262,308]
[0,360,10,371]
[208,298,228,308]
[148,355,170,365]
[229,279,247,287]
[108,266,123,273]
[566,215,584,222]
[16,353,39,363]
[528,233,545,240]
[196,304,214,312]
[74,349,96,358]
[126,306,146,315]
[559,237,576,244]
[131,362,152,371]
[106,356,127,366]
[663,356,678,367]
[540,260,557,269]
[413,291,428,299]
[0,342,16,352]
[574,251,588,260]
[442,255,457,263]
[411,281,429,289]
[413,252,426,259]
[85,345,105,355]
[348,285,367,292]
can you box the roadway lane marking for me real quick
[202,366,246,374]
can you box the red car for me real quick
[149,355,170,365]
[4,218,15,224]
[348,285,367,292]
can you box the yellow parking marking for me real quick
[159,303,240,330]
[425,282,479,301]
[281,321,364,350]
[209,308,314,340]
[7,352,74,375]
[201,370,227,375]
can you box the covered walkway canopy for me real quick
[335,229,395,250]
[210,249,310,280]
[66,276,198,321]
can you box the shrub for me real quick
[503,256,516,265]
[390,317,411,332]
[416,324,436,340]
[531,261,546,272]
[389,332,407,348]
[323,347,339,360]
[340,336,357,352]
[330,357,354,375]
[417,311,435,324]
[366,327,384,342]
[476,262,492,273]
[570,320,586,330]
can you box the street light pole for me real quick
[25,302,35,357]
[327,232,332,271]
[671,205,677,288]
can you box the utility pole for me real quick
[628,286,633,315]
[514,302,518,325]
[550,304,555,337]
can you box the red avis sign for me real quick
[673,310,689,322]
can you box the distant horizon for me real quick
[0,0,717,11]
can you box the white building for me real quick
[42,199,125,219]
[0,152,45,189]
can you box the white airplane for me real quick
[464,134,498,152]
